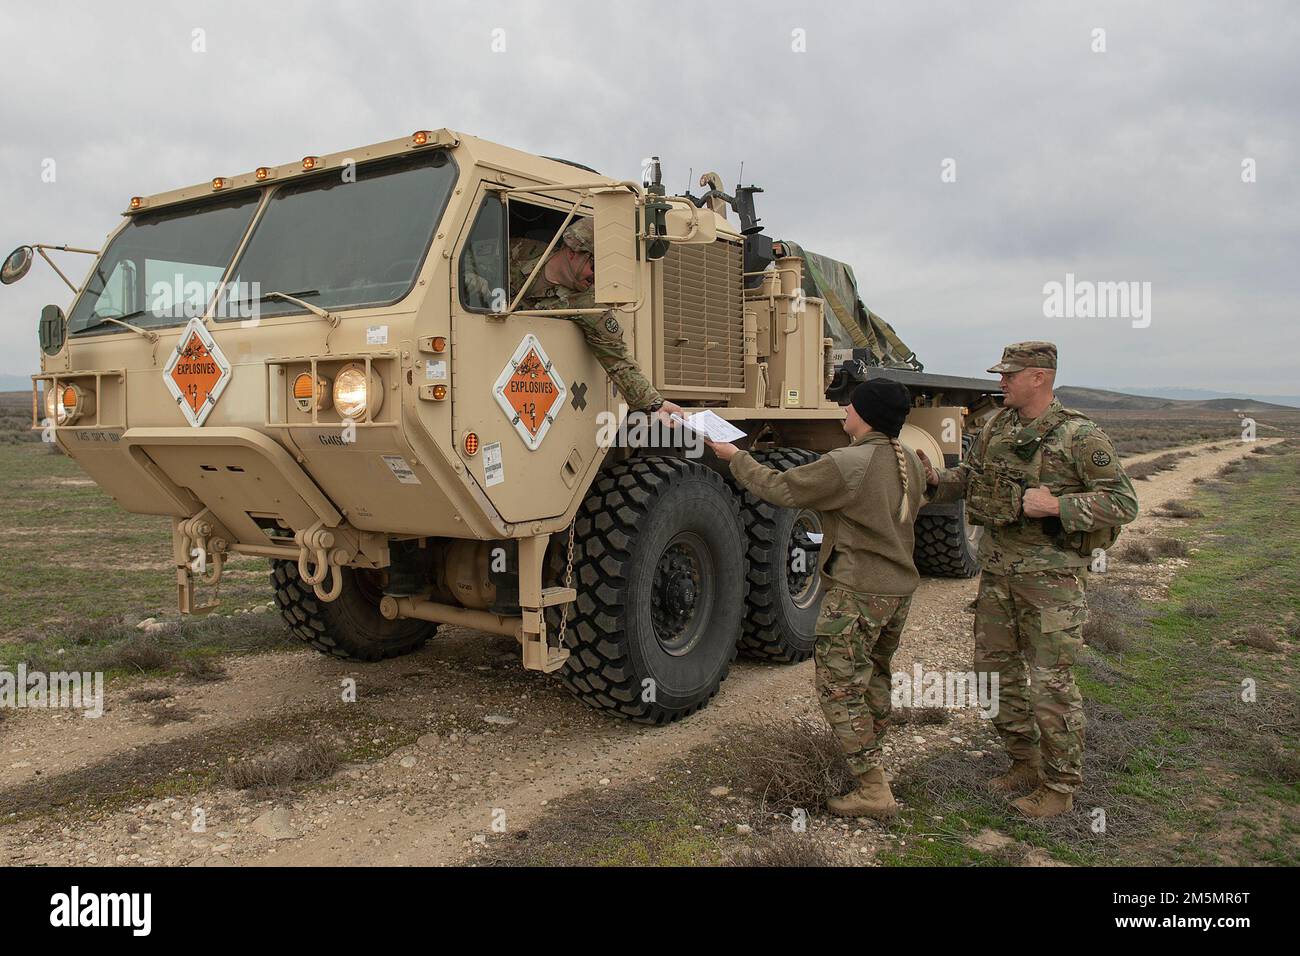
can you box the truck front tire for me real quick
[270,560,437,661]
[555,456,746,724]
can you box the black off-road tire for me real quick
[913,435,982,578]
[913,498,982,578]
[728,447,825,663]
[553,456,746,724]
[270,560,437,661]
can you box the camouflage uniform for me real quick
[466,223,663,412]
[815,589,913,774]
[929,342,1138,793]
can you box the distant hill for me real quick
[1118,385,1300,408]
[1057,385,1297,413]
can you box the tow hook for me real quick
[294,523,350,603]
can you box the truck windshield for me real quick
[67,192,261,336]
[223,149,457,321]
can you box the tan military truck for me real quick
[6,129,1000,723]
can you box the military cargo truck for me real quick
[6,129,1000,723]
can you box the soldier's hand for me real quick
[655,399,685,427]
[1022,485,1061,518]
[706,440,739,463]
[915,449,940,487]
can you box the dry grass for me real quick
[127,686,175,703]
[145,704,196,726]
[891,706,951,726]
[718,717,857,814]
[728,832,852,867]
[1125,451,1191,482]
[1232,625,1281,652]
[1183,600,1219,619]
[1083,585,1151,655]
[222,740,340,791]
[1153,499,1204,519]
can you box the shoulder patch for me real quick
[604,315,621,335]
[1091,449,1112,468]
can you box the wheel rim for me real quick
[650,531,715,656]
[787,510,823,609]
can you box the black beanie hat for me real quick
[850,379,911,438]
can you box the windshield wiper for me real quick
[79,309,159,343]
[254,289,340,352]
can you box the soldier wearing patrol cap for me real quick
[917,342,1138,818]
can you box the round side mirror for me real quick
[1,245,34,284]
[39,304,67,356]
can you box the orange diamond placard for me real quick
[493,334,567,450]
[163,318,231,427]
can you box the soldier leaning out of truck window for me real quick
[464,218,683,421]
[707,380,925,820]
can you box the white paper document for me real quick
[671,410,748,443]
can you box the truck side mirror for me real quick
[2,246,34,284]
[39,304,66,355]
[592,191,638,305]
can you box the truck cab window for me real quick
[459,193,506,312]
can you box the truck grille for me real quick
[661,239,744,391]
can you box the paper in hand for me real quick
[670,410,747,444]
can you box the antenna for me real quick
[687,167,693,193]
[737,160,744,188]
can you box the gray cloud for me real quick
[1,0,1296,392]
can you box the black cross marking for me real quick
[571,381,588,412]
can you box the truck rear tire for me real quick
[913,500,982,577]
[729,447,825,663]
[270,560,437,661]
[555,456,746,724]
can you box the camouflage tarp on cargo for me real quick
[778,240,922,370]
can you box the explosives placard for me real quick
[493,333,567,450]
[163,318,231,428]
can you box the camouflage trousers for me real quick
[974,569,1087,793]
[814,588,913,776]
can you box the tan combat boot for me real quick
[1011,786,1074,818]
[827,767,898,820]
[988,758,1042,794]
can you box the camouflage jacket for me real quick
[468,238,662,411]
[929,398,1138,574]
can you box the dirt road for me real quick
[0,438,1269,866]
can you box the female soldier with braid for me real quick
[708,380,924,819]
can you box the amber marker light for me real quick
[255,167,272,181]
[292,372,330,412]
[463,432,479,456]
[431,336,447,353]
[211,177,227,190]
[431,384,448,401]
[129,196,144,210]
[302,156,320,171]
[412,130,432,146]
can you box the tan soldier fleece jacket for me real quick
[728,433,926,597]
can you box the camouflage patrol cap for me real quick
[562,218,594,254]
[987,341,1058,374]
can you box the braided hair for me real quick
[888,437,912,523]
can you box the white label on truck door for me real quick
[483,442,504,487]
[381,454,420,484]
[425,359,447,380]
[367,325,389,345]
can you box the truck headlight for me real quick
[44,383,85,425]
[333,364,383,419]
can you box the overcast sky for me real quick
[1,0,1296,393]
